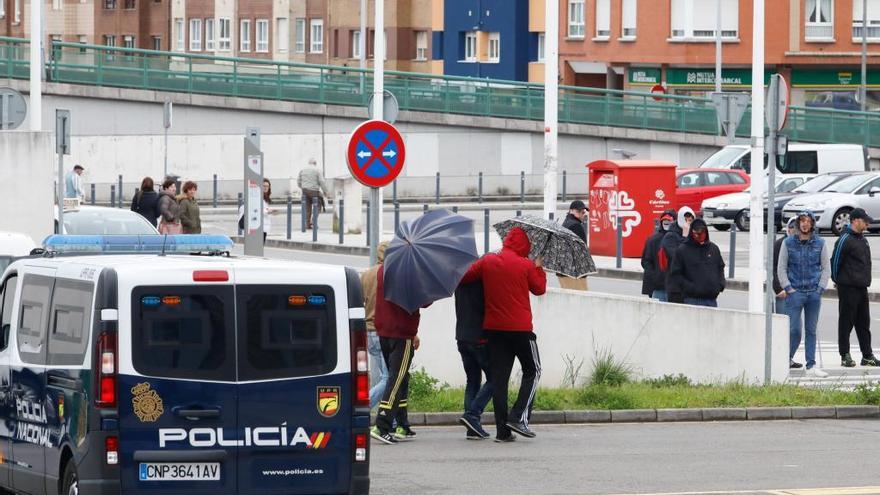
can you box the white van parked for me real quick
[699,143,868,175]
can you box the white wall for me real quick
[0,132,54,244]
[413,288,790,387]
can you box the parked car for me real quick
[701,174,813,231]
[676,168,750,216]
[698,143,868,175]
[742,172,855,231]
[56,205,160,235]
[0,232,37,273]
[805,91,861,112]
[782,172,880,235]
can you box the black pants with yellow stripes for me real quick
[376,336,413,434]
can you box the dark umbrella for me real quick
[383,209,479,313]
[494,215,597,278]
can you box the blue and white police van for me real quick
[0,235,370,495]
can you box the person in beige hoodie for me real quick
[361,241,390,409]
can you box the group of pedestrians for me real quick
[641,206,726,307]
[362,227,547,444]
[130,176,202,234]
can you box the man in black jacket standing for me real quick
[667,218,725,307]
[660,206,695,303]
[641,210,676,300]
[831,208,880,367]
[454,280,492,439]
[559,200,589,291]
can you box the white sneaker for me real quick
[806,367,829,378]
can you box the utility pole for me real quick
[861,0,868,113]
[369,0,384,264]
[715,0,722,94]
[748,0,765,313]
[543,0,559,220]
[29,0,41,131]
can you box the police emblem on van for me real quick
[317,387,340,418]
[132,383,165,423]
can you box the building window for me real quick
[78,35,88,53]
[310,19,323,53]
[52,0,62,10]
[104,0,116,8]
[240,19,251,52]
[806,0,834,39]
[104,35,116,46]
[622,0,637,38]
[670,0,738,40]
[276,18,288,52]
[295,18,306,53]
[256,19,269,52]
[152,36,162,51]
[219,18,231,51]
[596,0,610,38]
[351,30,361,58]
[568,0,585,38]
[0,0,5,18]
[123,35,134,48]
[189,19,202,51]
[174,18,184,51]
[537,32,545,61]
[415,30,428,60]
[205,18,215,50]
[14,0,20,24]
[124,0,135,9]
[853,0,880,40]
[487,32,500,62]
[464,31,477,61]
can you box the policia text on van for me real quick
[0,235,370,495]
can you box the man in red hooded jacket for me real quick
[461,227,547,441]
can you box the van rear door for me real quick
[119,285,238,495]
[234,284,350,495]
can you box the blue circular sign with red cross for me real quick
[346,120,406,188]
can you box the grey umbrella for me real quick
[383,209,479,313]
[494,215,597,278]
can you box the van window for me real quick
[18,275,54,365]
[0,276,18,351]
[131,286,235,381]
[236,285,337,381]
[47,280,94,366]
[780,151,818,174]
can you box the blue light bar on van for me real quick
[141,296,161,307]
[42,235,234,254]
[308,295,326,306]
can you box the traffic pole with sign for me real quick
[56,110,71,234]
[369,0,386,265]
[163,99,172,180]
[243,127,264,257]
[710,92,750,144]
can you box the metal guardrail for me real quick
[2,36,879,146]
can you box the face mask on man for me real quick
[661,220,672,231]
[691,229,708,244]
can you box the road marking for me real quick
[605,487,880,495]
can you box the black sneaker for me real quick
[862,355,880,367]
[493,435,516,443]
[842,353,857,367]
[466,431,483,440]
[370,426,398,445]
[789,360,804,369]
[505,421,536,438]
[459,416,490,439]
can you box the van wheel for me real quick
[714,224,731,231]
[734,211,750,232]
[831,208,852,236]
[62,461,78,495]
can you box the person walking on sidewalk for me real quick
[831,208,880,368]
[666,218,725,307]
[157,178,182,234]
[641,210,676,300]
[559,200,589,291]
[370,264,422,445]
[360,241,390,410]
[659,206,695,303]
[773,218,797,316]
[461,227,547,442]
[298,158,328,230]
[178,181,202,234]
[778,210,831,377]
[65,164,85,200]
[455,279,492,440]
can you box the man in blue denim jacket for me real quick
[777,210,831,377]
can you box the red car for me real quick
[676,168,750,215]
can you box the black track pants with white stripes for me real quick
[376,337,413,434]
[487,330,541,438]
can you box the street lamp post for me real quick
[748,0,765,313]
[861,0,868,113]
[715,0,722,94]
[369,0,384,264]
[29,0,41,131]
[543,0,559,220]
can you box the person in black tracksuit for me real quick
[831,208,880,368]
[659,206,695,303]
[641,209,676,300]
[666,218,725,307]
[454,281,492,439]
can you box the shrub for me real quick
[854,382,880,405]
[644,374,693,388]
[589,348,632,387]
[408,367,447,402]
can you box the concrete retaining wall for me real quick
[0,132,54,243]
[412,288,790,387]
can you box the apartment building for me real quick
[560,0,880,110]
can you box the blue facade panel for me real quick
[432,31,444,60]
[442,0,530,81]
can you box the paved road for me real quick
[370,421,880,495]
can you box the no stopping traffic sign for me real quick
[346,120,406,188]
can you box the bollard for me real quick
[338,199,345,245]
[312,198,319,243]
[728,222,737,279]
[549,212,554,221]
[90,183,96,205]
[423,204,428,215]
[562,171,567,203]
[301,197,307,233]
[452,206,458,213]
[394,202,400,235]
[478,172,483,204]
[238,193,244,236]
[483,209,490,254]
[435,172,440,205]
[366,201,371,247]
[110,185,116,208]
[118,175,123,207]
[616,219,623,269]
[392,179,398,204]
[516,209,522,217]
[286,195,292,240]
[520,171,525,203]
[213,174,218,208]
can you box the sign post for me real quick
[163,99,172,180]
[243,127,264,257]
[710,92,750,144]
[55,110,71,234]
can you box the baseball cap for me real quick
[569,200,587,211]
[850,208,874,224]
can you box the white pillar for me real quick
[715,0,722,94]
[28,0,41,131]
[543,0,559,219]
[748,0,765,313]
[369,0,385,264]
